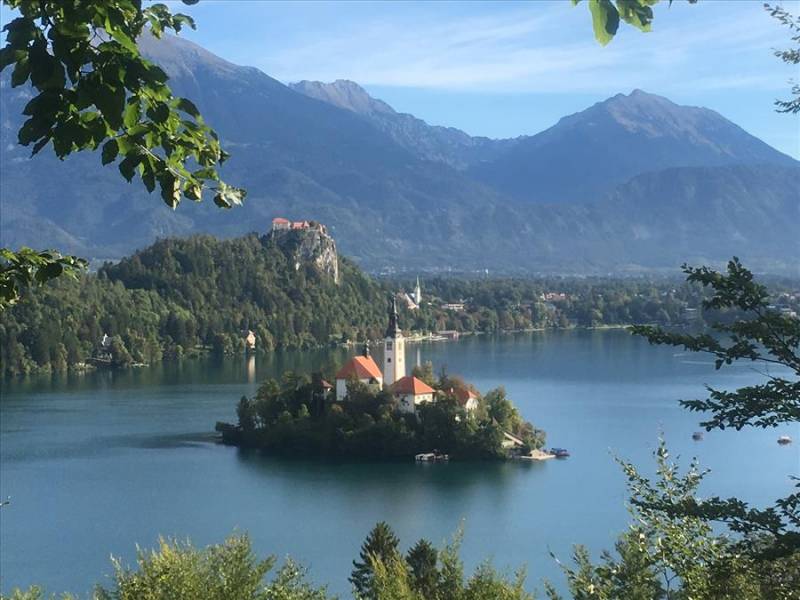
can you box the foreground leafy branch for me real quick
[0,0,247,309]
[0,0,245,209]
[767,3,800,113]
[574,0,697,46]
[629,258,799,563]
[0,247,86,309]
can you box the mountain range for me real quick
[1,33,797,274]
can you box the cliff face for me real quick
[269,226,340,284]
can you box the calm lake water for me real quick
[1,330,798,597]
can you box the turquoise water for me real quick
[1,330,797,596]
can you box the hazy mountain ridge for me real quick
[469,89,797,204]
[289,79,522,169]
[1,33,798,275]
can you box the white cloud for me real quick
[249,1,796,95]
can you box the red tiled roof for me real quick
[391,375,435,395]
[335,355,383,381]
[272,217,290,224]
[451,386,479,406]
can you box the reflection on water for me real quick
[1,330,797,597]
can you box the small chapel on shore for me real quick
[334,297,437,414]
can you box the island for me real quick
[217,298,546,460]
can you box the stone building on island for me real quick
[334,345,383,401]
[333,297,476,416]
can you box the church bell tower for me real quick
[383,296,405,386]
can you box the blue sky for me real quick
[3,1,799,157]
[166,0,800,159]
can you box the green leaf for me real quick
[146,102,170,124]
[123,99,141,129]
[11,55,30,87]
[213,183,246,209]
[119,154,142,182]
[101,139,119,165]
[589,0,620,46]
[35,261,63,282]
[0,47,26,72]
[30,135,51,155]
[159,172,181,208]
[95,84,126,130]
[183,181,202,201]
[175,98,200,118]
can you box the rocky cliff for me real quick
[269,225,340,284]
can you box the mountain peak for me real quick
[289,80,396,116]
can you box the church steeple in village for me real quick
[383,296,405,386]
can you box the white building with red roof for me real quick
[451,386,480,412]
[334,345,384,400]
[391,375,435,414]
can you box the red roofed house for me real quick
[451,386,480,413]
[391,375,435,414]
[335,345,383,400]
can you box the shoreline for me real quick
[4,325,642,380]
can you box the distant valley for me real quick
[1,33,797,274]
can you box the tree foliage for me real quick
[0,0,243,209]
[547,440,799,600]
[574,0,697,46]
[630,258,800,562]
[552,260,800,597]
[0,234,388,376]
[0,0,245,310]
[221,368,544,460]
[351,522,402,600]
[0,247,86,310]
[767,3,800,113]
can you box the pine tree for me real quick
[350,522,400,600]
[406,538,440,599]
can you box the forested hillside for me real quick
[4,230,798,377]
[0,234,389,376]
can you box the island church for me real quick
[334,297,437,414]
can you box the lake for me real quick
[1,329,797,597]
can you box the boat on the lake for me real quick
[692,432,704,441]
[777,435,793,445]
[549,447,570,458]
[415,452,449,462]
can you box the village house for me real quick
[391,375,435,414]
[334,346,384,401]
[451,386,480,412]
[241,329,256,351]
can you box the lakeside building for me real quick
[241,329,256,351]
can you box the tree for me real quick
[350,522,401,600]
[547,441,770,599]
[631,258,799,561]
[0,0,246,309]
[767,3,800,113]
[405,539,440,599]
[553,261,800,597]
